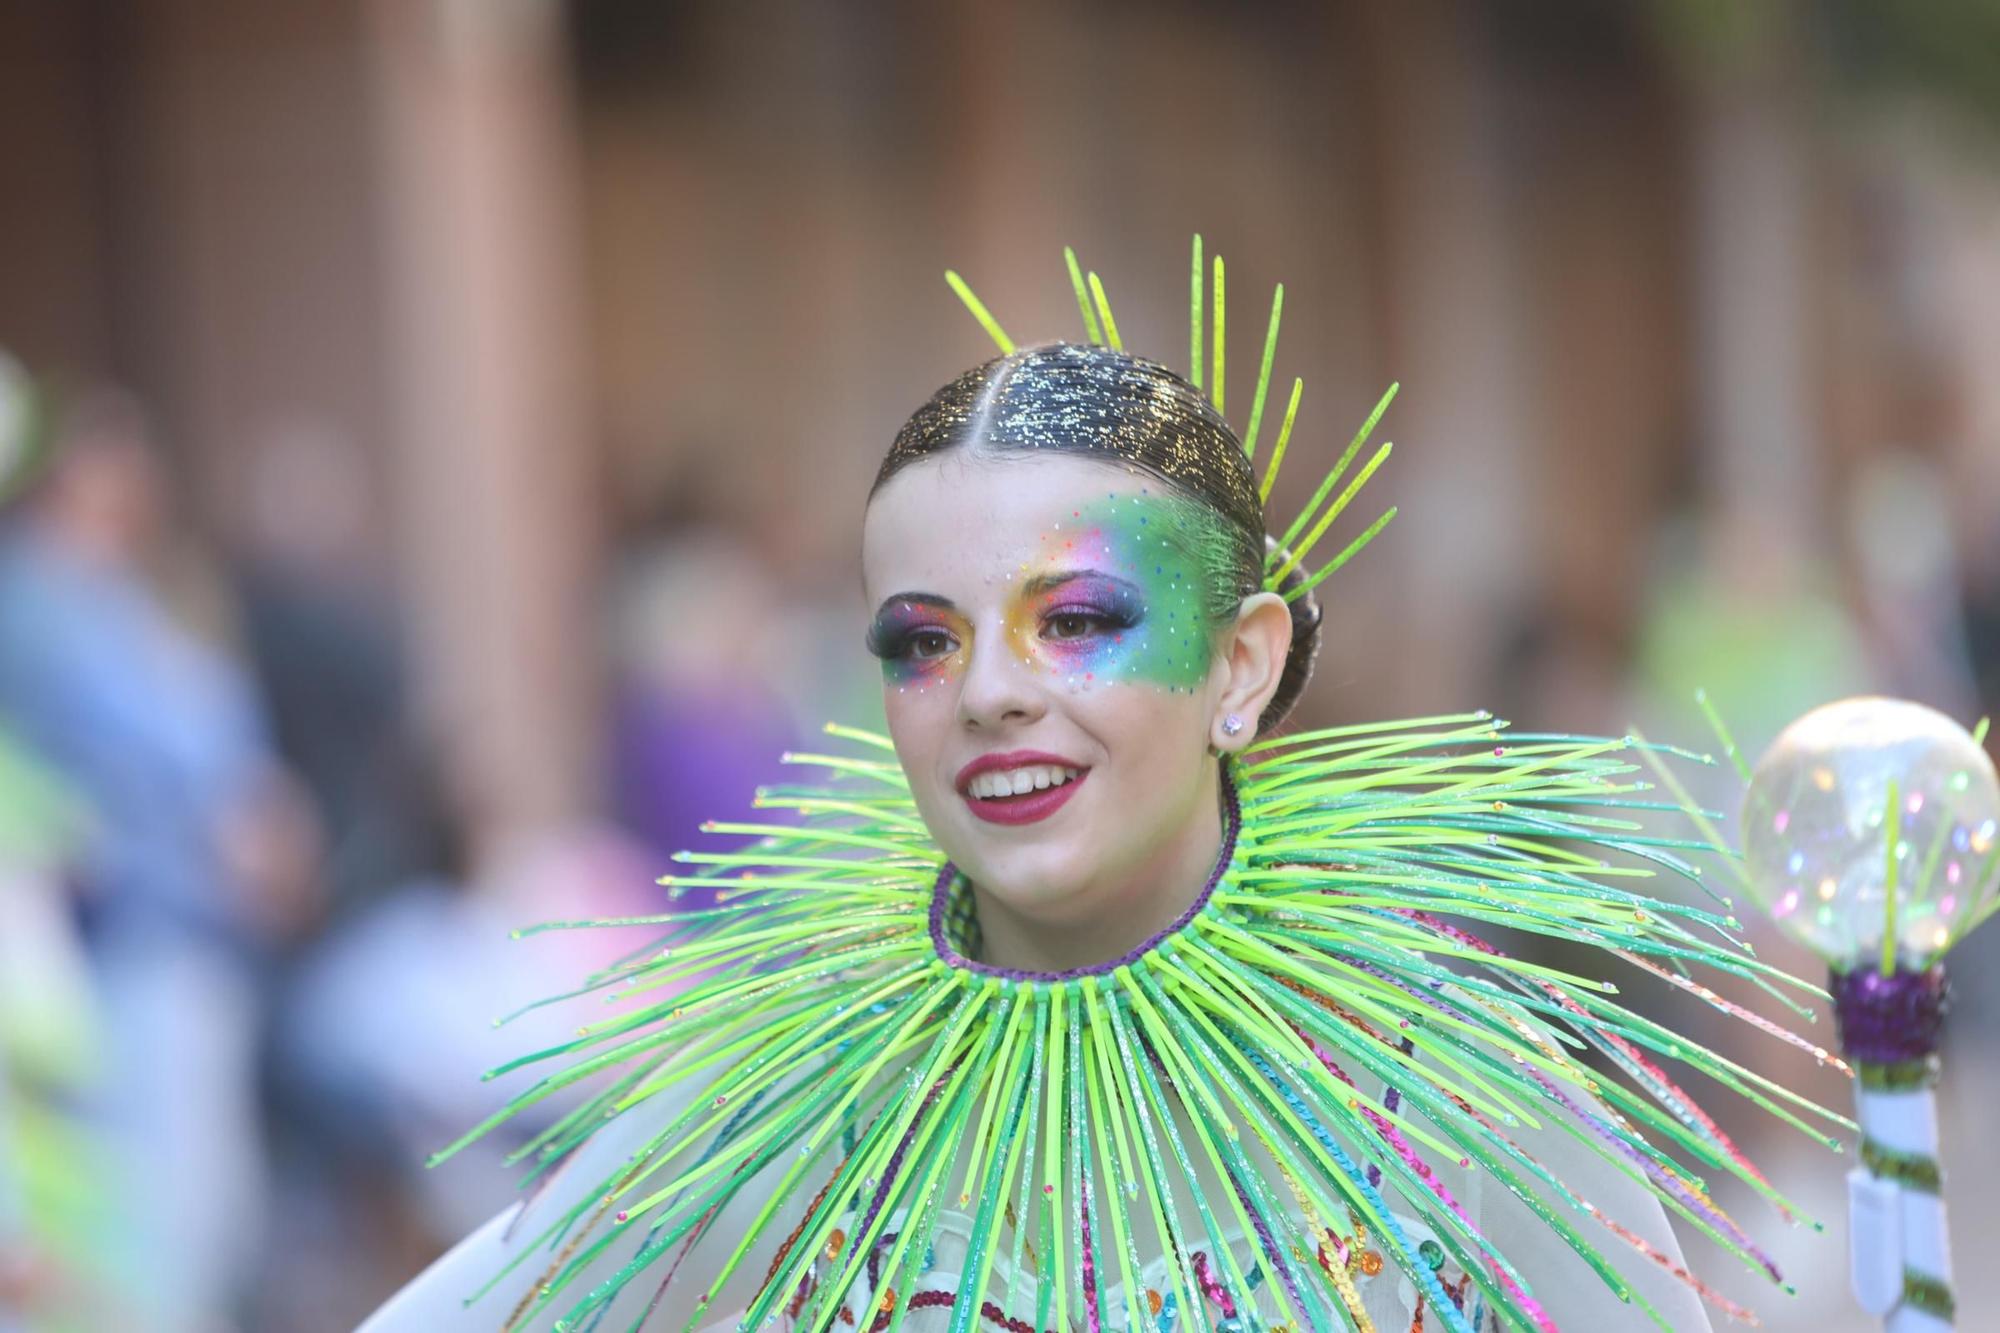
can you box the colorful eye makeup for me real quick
[866,596,970,687]
[868,490,1232,694]
[1018,491,1221,691]
[1004,571,1145,680]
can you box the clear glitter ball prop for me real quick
[1742,697,2000,966]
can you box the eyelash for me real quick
[1041,604,1136,641]
[868,625,959,662]
[867,604,1136,660]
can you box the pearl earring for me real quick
[1221,714,1244,737]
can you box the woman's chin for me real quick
[958,841,1101,919]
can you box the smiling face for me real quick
[862,452,1266,950]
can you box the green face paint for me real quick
[866,485,1247,695]
[1006,488,1243,692]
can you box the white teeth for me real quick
[969,765,1083,799]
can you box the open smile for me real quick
[955,751,1091,826]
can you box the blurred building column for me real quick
[1348,0,1532,710]
[0,6,111,377]
[1506,19,1689,730]
[363,0,599,843]
[1688,65,1819,551]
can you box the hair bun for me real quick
[1258,535,1323,736]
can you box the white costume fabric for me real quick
[364,1055,1716,1333]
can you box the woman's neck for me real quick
[968,765,1227,975]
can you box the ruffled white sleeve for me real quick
[357,1089,824,1333]
[1460,1096,1719,1331]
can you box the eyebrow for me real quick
[1021,569,1139,599]
[871,591,960,619]
[870,570,1140,621]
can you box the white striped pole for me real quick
[1849,1076,1953,1329]
[1835,966,1954,1330]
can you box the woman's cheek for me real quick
[884,668,960,740]
[883,691,953,809]
[1036,630,1125,686]
[1003,607,1143,687]
[1008,599,1204,692]
[880,644,966,692]
[1033,625,1211,693]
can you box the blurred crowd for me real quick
[0,353,873,1332]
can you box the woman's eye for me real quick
[1044,611,1103,642]
[907,629,957,660]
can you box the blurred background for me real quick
[2,1,1998,1329]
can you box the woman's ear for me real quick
[1210,591,1293,753]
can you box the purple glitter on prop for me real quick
[929,766,1242,981]
[1831,964,1949,1064]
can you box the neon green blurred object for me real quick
[0,727,105,1332]
[0,351,52,509]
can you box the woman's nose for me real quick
[954,627,1045,729]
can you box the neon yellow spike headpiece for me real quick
[943,237,1400,607]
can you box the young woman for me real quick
[365,259,1835,1332]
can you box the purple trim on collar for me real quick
[928,764,1242,982]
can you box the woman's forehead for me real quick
[863,454,1165,584]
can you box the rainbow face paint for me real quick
[866,596,970,688]
[867,489,1237,694]
[1011,489,1231,691]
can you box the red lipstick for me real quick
[955,750,1090,826]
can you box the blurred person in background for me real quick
[605,523,798,894]
[229,416,411,924]
[0,727,108,1333]
[0,352,112,1333]
[221,416,436,1328]
[0,380,320,1333]
[278,742,664,1329]
[1632,501,1874,763]
[1847,449,1982,719]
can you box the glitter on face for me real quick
[1003,491,1227,692]
[867,598,971,689]
[867,489,1234,695]
[1003,569,1148,682]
